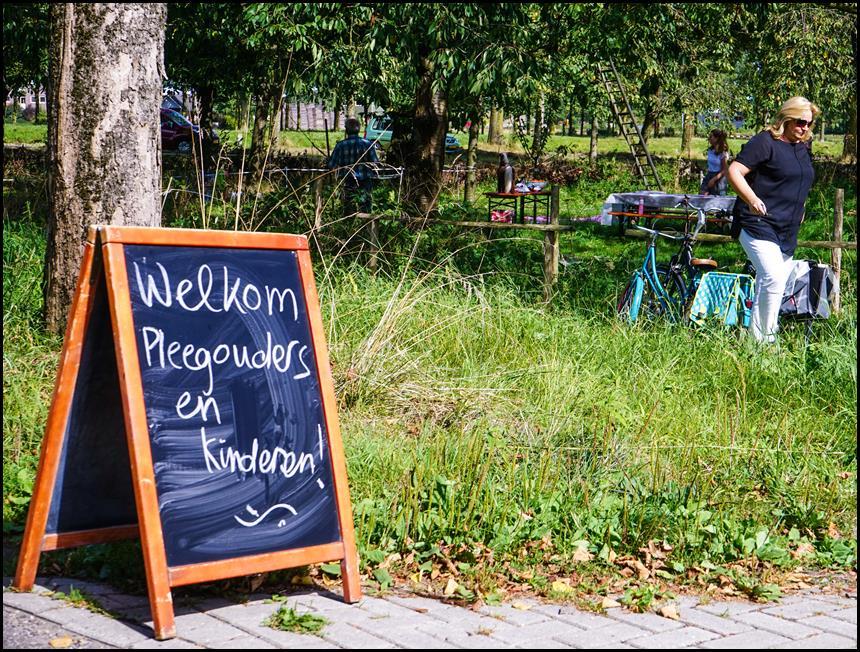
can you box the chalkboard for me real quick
[15,226,360,641]
[124,245,340,567]
[46,256,137,535]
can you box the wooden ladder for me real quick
[596,60,664,192]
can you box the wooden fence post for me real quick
[314,175,324,230]
[368,215,379,275]
[831,188,844,314]
[543,185,560,302]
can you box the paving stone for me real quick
[202,638,276,649]
[130,637,205,649]
[480,618,584,645]
[543,606,618,631]
[626,625,719,648]
[556,621,644,647]
[771,633,858,649]
[700,629,796,648]
[517,637,573,648]
[605,608,685,633]
[414,625,500,649]
[828,607,857,624]
[696,600,764,617]
[383,594,470,623]
[762,599,836,620]
[318,621,397,649]
[677,606,754,635]
[3,589,63,612]
[798,614,858,639]
[174,613,250,646]
[38,605,150,647]
[733,610,820,639]
[359,621,458,648]
[477,603,551,626]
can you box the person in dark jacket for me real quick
[727,96,819,343]
[328,117,379,215]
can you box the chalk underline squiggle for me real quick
[234,503,297,527]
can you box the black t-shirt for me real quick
[734,130,815,256]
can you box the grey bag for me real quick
[780,260,837,319]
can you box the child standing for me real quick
[700,129,729,196]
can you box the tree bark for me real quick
[589,116,599,162]
[680,110,695,158]
[464,117,479,204]
[403,53,447,215]
[44,3,165,335]
[488,106,504,145]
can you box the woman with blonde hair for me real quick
[728,96,820,343]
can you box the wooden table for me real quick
[485,189,552,224]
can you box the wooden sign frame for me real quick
[14,226,361,640]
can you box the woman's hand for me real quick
[749,197,767,215]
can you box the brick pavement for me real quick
[3,576,856,649]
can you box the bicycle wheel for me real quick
[617,272,645,322]
[656,264,690,323]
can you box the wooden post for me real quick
[543,185,560,302]
[368,215,379,275]
[832,188,844,314]
[314,175,324,230]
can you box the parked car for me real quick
[364,113,461,153]
[160,108,219,154]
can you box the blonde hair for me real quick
[767,96,821,143]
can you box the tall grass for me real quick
[2,152,855,591]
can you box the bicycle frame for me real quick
[625,230,684,322]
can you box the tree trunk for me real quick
[589,116,599,162]
[817,117,824,142]
[464,117,479,204]
[404,53,447,215]
[250,95,270,172]
[197,84,215,162]
[531,95,545,167]
[641,83,662,144]
[842,31,857,163]
[44,3,165,335]
[488,106,504,145]
[680,110,695,158]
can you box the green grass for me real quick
[2,153,856,602]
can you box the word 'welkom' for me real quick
[133,261,299,319]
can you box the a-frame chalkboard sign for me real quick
[14,226,361,639]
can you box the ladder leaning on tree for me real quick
[596,60,664,192]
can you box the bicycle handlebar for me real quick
[630,224,684,240]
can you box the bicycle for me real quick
[617,206,718,323]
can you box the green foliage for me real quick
[265,605,328,635]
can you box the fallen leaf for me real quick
[551,579,575,594]
[791,542,815,559]
[633,560,650,580]
[827,523,842,539]
[512,601,532,610]
[572,546,593,563]
[659,605,680,620]
[838,471,851,480]
[444,578,459,596]
[601,597,621,609]
[248,574,266,592]
[50,638,73,649]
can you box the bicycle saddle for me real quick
[691,258,718,270]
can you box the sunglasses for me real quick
[792,118,813,128]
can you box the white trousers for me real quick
[740,229,794,343]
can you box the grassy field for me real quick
[3,132,856,604]
[5,119,849,160]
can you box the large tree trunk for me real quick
[404,54,447,215]
[44,3,165,335]
[641,83,662,144]
[488,106,504,145]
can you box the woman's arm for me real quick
[727,161,767,215]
